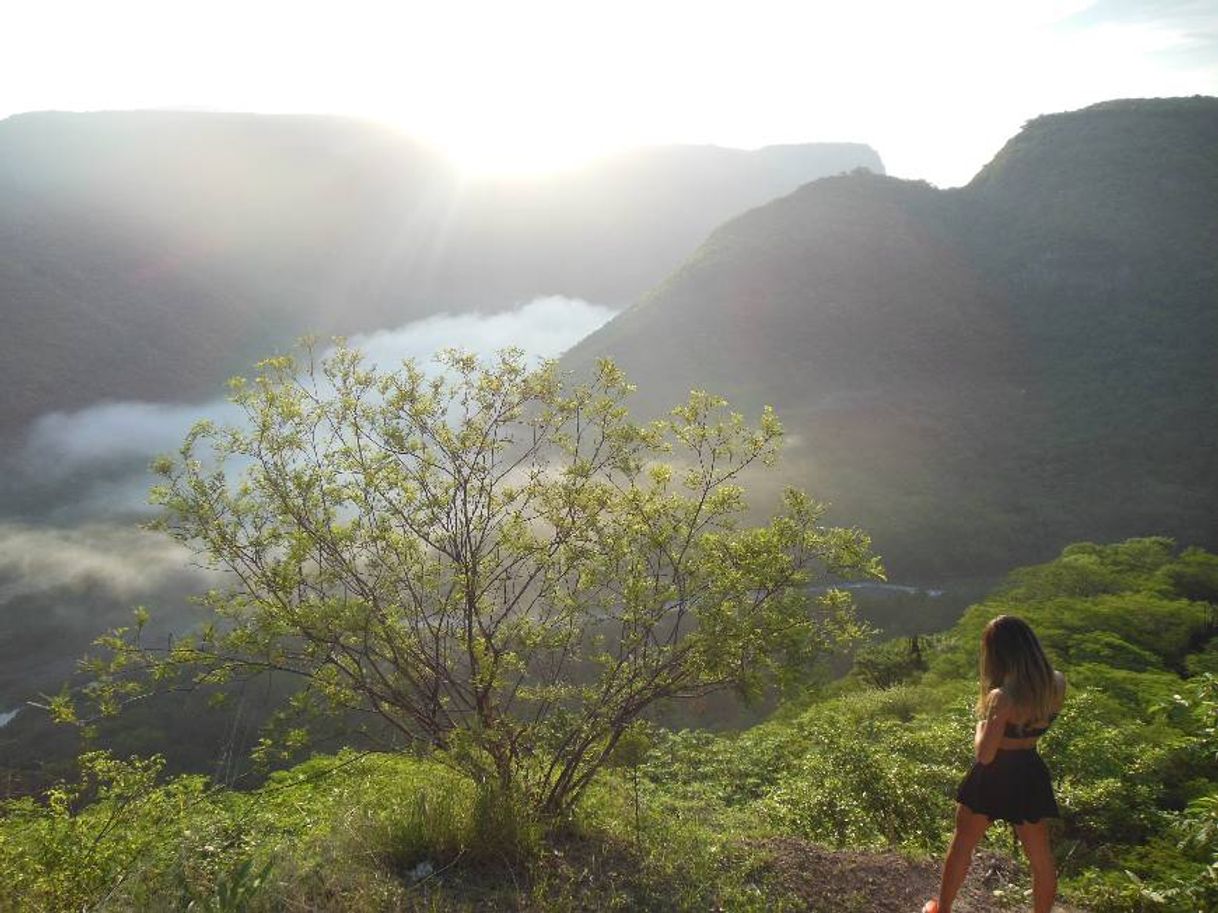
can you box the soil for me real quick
[398,830,1093,912]
[752,837,1088,913]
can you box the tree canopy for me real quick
[78,345,880,814]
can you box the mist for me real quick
[5,296,616,521]
[0,296,616,706]
[0,522,207,607]
[0,520,217,707]
[345,295,616,368]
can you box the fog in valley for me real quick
[0,296,616,723]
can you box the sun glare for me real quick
[3,0,1212,186]
[427,126,616,177]
[373,84,628,178]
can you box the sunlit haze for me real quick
[4,1,1216,185]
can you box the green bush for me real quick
[850,636,929,689]
[1185,640,1218,676]
[0,751,235,913]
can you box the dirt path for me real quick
[753,837,1087,913]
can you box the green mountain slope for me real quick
[0,111,881,437]
[564,97,1218,578]
[4,538,1211,911]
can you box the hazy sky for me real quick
[3,1,1216,185]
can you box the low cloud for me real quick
[0,299,618,707]
[0,522,209,605]
[0,521,217,706]
[7,296,618,521]
[23,399,244,482]
[344,295,617,370]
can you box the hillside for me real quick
[0,111,881,438]
[564,97,1218,579]
[6,538,1214,911]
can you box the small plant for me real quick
[607,722,655,848]
[382,784,474,874]
[180,856,273,913]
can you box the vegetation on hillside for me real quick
[564,97,1218,579]
[3,537,1214,911]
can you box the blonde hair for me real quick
[976,614,1055,721]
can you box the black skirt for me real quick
[955,748,1059,824]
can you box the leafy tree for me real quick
[851,635,929,689]
[79,345,878,816]
[930,538,1215,681]
[1160,546,1218,606]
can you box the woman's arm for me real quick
[974,688,1012,764]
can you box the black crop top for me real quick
[1003,712,1058,738]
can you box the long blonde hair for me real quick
[976,615,1055,720]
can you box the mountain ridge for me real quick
[0,110,882,439]
[564,97,1218,578]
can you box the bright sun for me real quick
[432,126,613,177]
[362,18,636,180]
[376,97,624,178]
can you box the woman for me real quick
[924,615,1067,913]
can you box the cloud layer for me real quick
[0,297,617,703]
[0,522,207,606]
[8,296,616,520]
[23,400,246,482]
[343,296,617,369]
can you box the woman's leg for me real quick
[934,803,991,912]
[1014,820,1056,913]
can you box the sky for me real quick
[3,1,1217,186]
